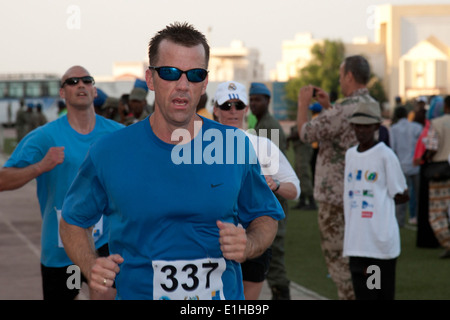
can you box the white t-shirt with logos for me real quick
[343,142,407,259]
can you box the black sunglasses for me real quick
[61,76,95,88]
[218,101,247,111]
[149,66,208,83]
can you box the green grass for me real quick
[3,137,17,155]
[284,207,336,299]
[285,204,450,300]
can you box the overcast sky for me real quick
[1,0,449,79]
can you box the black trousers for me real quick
[40,243,110,300]
[349,256,397,300]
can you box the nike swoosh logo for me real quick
[211,183,224,188]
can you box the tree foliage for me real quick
[285,40,345,112]
[367,75,387,107]
[284,40,387,119]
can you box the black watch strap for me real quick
[273,179,280,192]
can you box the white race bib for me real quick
[152,258,226,300]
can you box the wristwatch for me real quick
[273,179,280,192]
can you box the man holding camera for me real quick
[296,55,378,300]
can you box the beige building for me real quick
[107,41,266,85]
[271,4,450,107]
[270,33,323,81]
[376,4,450,104]
[208,40,264,83]
[111,61,148,81]
[399,36,450,100]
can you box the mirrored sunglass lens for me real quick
[186,69,207,82]
[159,67,182,81]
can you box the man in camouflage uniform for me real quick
[297,55,377,300]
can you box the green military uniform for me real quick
[254,112,287,153]
[254,111,290,299]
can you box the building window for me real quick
[25,82,42,97]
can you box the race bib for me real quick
[152,258,226,300]
[56,208,103,247]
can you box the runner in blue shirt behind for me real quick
[0,66,124,300]
[60,22,284,300]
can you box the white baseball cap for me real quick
[214,81,248,105]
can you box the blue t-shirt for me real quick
[4,114,124,267]
[62,116,284,300]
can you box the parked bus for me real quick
[0,73,61,127]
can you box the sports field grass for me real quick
[284,205,450,300]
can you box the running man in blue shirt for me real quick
[60,22,284,300]
[0,66,124,300]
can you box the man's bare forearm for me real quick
[275,182,298,201]
[245,216,278,260]
[60,218,98,281]
[0,165,42,191]
[0,146,65,192]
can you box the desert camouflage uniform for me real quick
[300,88,377,300]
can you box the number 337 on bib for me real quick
[152,258,226,300]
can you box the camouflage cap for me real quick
[349,101,381,125]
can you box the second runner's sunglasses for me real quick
[61,76,95,88]
[218,101,247,111]
[149,66,208,83]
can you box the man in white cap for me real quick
[214,81,300,299]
